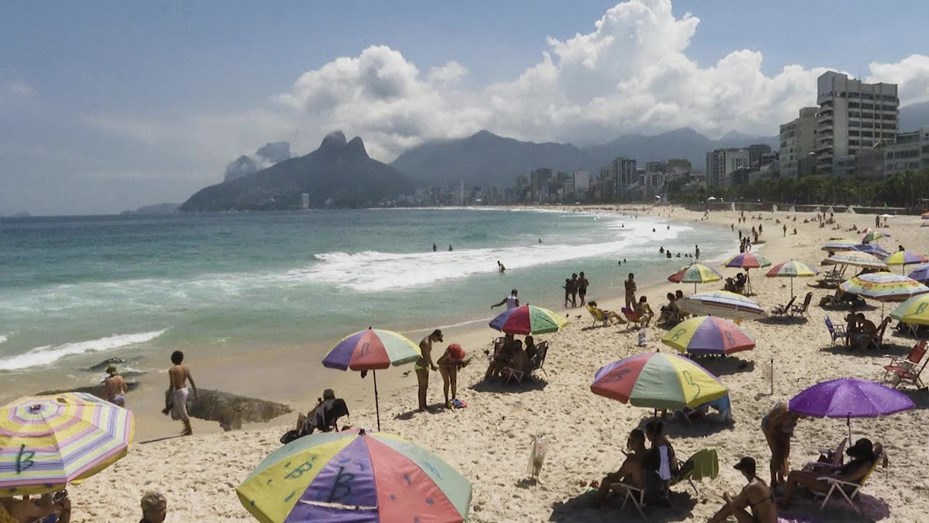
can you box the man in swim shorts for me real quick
[416,330,442,412]
[104,365,128,407]
[168,350,198,436]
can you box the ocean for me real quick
[0,208,731,373]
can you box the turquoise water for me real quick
[0,209,730,372]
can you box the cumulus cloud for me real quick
[223,141,292,181]
[276,0,929,160]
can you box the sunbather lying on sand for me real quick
[588,301,625,325]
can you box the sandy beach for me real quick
[21,205,929,522]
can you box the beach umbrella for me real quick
[237,428,471,523]
[661,316,755,356]
[678,290,765,321]
[862,230,891,244]
[852,243,890,257]
[667,262,724,292]
[840,272,929,315]
[590,352,728,410]
[788,377,914,442]
[488,304,567,335]
[821,239,861,252]
[322,328,421,431]
[889,294,929,326]
[824,251,888,271]
[765,260,820,298]
[906,263,929,283]
[0,392,135,496]
[724,252,772,295]
[884,251,929,273]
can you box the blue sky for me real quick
[2,0,929,214]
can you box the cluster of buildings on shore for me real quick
[397,71,928,206]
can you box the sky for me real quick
[2,0,929,215]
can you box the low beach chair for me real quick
[586,304,609,327]
[610,481,646,519]
[868,317,893,350]
[672,448,719,496]
[503,342,549,383]
[790,292,813,318]
[824,316,846,345]
[622,307,644,329]
[770,296,796,318]
[883,340,928,389]
[814,443,885,517]
[804,438,847,473]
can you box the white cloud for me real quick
[275,0,929,160]
[0,80,39,110]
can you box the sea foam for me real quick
[0,330,166,371]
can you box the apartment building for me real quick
[779,107,818,178]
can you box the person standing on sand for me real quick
[491,289,519,310]
[168,350,198,436]
[416,330,443,412]
[104,365,128,407]
[761,400,799,489]
[577,272,589,306]
[624,273,637,309]
[570,273,579,306]
[437,343,468,409]
[695,244,700,260]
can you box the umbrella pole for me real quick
[694,282,697,293]
[790,277,794,298]
[374,369,381,431]
[847,414,851,443]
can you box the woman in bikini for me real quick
[709,457,777,523]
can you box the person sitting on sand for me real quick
[168,350,197,436]
[1,491,71,523]
[635,296,654,327]
[140,491,167,523]
[852,314,878,350]
[657,293,681,326]
[104,364,128,407]
[709,457,777,523]
[485,334,518,379]
[761,400,800,489]
[778,438,879,509]
[587,300,625,325]
[643,420,676,505]
[844,313,861,347]
[437,343,469,409]
[593,429,648,508]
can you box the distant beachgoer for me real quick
[432,243,437,252]
[783,224,787,237]
[563,278,576,308]
[624,273,637,308]
[140,491,167,523]
[578,272,589,305]
[497,260,506,273]
[898,245,905,252]
[491,289,519,310]
[623,258,627,264]
[416,329,443,412]
[758,224,763,235]
[694,245,700,260]
[448,244,453,251]
[659,246,664,254]
[104,365,128,407]
[538,238,542,244]
[570,273,579,305]
[168,350,197,436]
[652,228,656,233]
[666,251,672,258]
[792,228,797,235]
[437,343,468,409]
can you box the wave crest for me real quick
[0,330,166,371]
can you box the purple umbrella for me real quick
[907,263,929,283]
[788,377,915,441]
[852,243,890,257]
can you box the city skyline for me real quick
[3,0,929,214]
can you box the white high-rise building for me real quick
[572,170,590,192]
[705,149,749,187]
[779,107,818,178]
[815,72,899,175]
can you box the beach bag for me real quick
[637,328,648,347]
[527,435,549,479]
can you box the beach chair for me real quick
[790,292,813,318]
[824,316,846,345]
[503,342,548,383]
[609,481,646,519]
[770,296,796,317]
[883,340,928,389]
[672,448,719,497]
[586,304,609,327]
[622,307,643,329]
[804,438,847,473]
[814,443,885,517]
[868,317,893,350]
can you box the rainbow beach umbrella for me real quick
[322,328,421,430]
[590,352,728,410]
[824,251,888,270]
[668,262,724,292]
[677,290,765,321]
[724,252,771,295]
[765,260,819,298]
[861,230,890,244]
[661,316,755,356]
[890,294,929,325]
[237,429,471,523]
[821,239,861,252]
[0,392,134,495]
[489,304,567,335]
[884,251,929,273]
[841,272,929,314]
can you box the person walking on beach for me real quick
[168,350,198,436]
[570,273,579,306]
[563,277,577,308]
[416,329,443,412]
[694,244,700,260]
[104,365,128,407]
[577,272,589,306]
[624,273,637,309]
[491,289,519,310]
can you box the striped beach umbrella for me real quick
[678,290,765,321]
[907,263,929,283]
[862,230,890,244]
[724,252,771,295]
[841,272,929,314]
[890,294,929,325]
[489,304,567,335]
[821,239,861,252]
[661,316,755,356]
[591,352,728,410]
[237,429,471,523]
[824,251,888,271]
[852,243,890,257]
[0,392,134,495]
[884,251,929,273]
[765,260,820,297]
[668,262,724,292]
[322,328,421,430]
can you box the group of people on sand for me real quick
[592,420,677,508]
[484,333,540,381]
[561,272,589,307]
[416,329,471,411]
[1,490,167,523]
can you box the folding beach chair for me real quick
[883,340,928,389]
[622,307,643,329]
[502,342,548,383]
[586,304,609,327]
[790,292,813,318]
[611,481,646,519]
[814,443,885,517]
[824,316,846,345]
[868,317,893,350]
[770,296,796,318]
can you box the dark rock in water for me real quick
[164,388,292,431]
[87,357,128,372]
[38,382,141,397]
